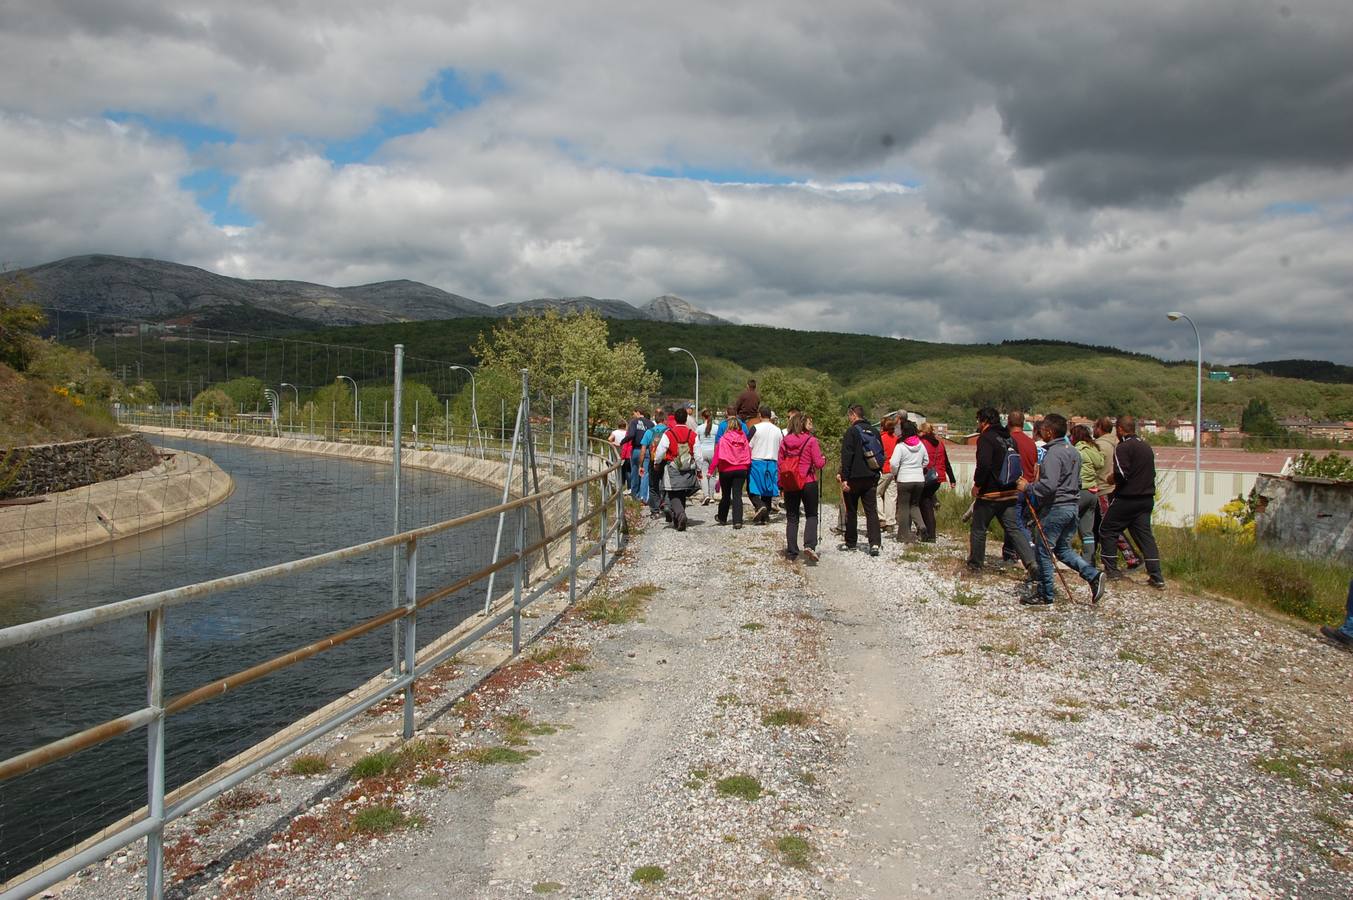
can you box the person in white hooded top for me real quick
[888,418,930,543]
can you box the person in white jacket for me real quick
[888,418,930,543]
[694,408,720,504]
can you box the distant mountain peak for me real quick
[642,294,727,324]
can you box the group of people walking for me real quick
[611,381,1167,607]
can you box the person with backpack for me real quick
[779,413,827,562]
[747,404,783,524]
[918,423,953,542]
[695,408,720,505]
[1099,415,1166,589]
[640,409,669,518]
[889,418,929,544]
[966,406,1037,578]
[1093,416,1143,570]
[837,404,884,556]
[1001,410,1039,563]
[624,408,652,498]
[1017,414,1107,605]
[876,415,899,530]
[655,408,699,530]
[711,416,752,528]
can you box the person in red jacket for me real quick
[918,423,954,541]
[779,413,827,562]
[1001,410,1038,562]
[654,408,698,530]
[876,415,899,529]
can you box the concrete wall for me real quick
[0,434,160,500]
[1254,474,1353,565]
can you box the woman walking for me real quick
[1071,424,1103,561]
[778,413,827,562]
[876,415,898,529]
[917,423,952,541]
[711,416,751,529]
[695,408,720,505]
[889,419,929,543]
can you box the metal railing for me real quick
[0,363,626,900]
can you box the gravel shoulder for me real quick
[46,492,1353,898]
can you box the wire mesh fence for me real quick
[0,326,620,898]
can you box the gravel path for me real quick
[47,494,1353,898]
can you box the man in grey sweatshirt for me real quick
[1018,413,1106,605]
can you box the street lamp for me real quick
[280,382,300,431]
[668,346,699,418]
[449,365,484,457]
[1167,312,1202,526]
[336,375,358,423]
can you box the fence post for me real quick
[484,391,525,614]
[550,396,555,470]
[513,369,529,655]
[568,380,580,606]
[145,608,165,900]
[390,345,404,677]
[402,539,418,740]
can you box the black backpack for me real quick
[996,435,1023,487]
[857,424,885,473]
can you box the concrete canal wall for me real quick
[0,434,160,500]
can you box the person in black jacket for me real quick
[1099,415,1166,588]
[966,407,1037,577]
[837,404,882,555]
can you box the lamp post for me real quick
[449,365,483,457]
[280,382,299,431]
[668,346,699,418]
[1167,312,1202,526]
[336,375,358,424]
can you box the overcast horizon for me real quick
[2,1,1351,363]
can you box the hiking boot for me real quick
[1020,593,1054,606]
[802,547,819,563]
[753,506,770,524]
[1148,577,1166,591]
[714,517,728,526]
[837,542,857,552]
[1319,626,1353,652]
[1104,570,1127,581]
[1090,571,1107,605]
[868,545,880,557]
[733,523,743,530]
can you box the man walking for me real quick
[1001,410,1038,562]
[747,404,782,524]
[1099,415,1166,588]
[624,408,652,498]
[1018,414,1106,605]
[1093,416,1142,569]
[735,379,762,423]
[837,405,883,556]
[966,407,1037,580]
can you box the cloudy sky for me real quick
[2,0,1351,362]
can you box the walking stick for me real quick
[1023,492,1078,602]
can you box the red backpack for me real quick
[779,436,810,492]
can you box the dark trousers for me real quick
[784,482,820,556]
[1098,491,1140,565]
[969,497,1035,570]
[718,471,747,525]
[843,477,881,548]
[648,461,666,512]
[1098,495,1162,579]
[667,490,691,529]
[894,481,925,542]
[919,487,938,541]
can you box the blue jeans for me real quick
[1034,503,1099,599]
[629,450,644,496]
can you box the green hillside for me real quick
[84,315,1353,433]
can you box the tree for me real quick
[0,275,46,372]
[212,376,268,413]
[1240,398,1281,436]
[191,388,235,419]
[472,310,661,423]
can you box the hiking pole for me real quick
[1023,493,1077,603]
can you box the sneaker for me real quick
[1148,578,1166,591]
[1104,570,1127,581]
[1020,593,1054,606]
[869,545,880,557]
[702,497,712,506]
[802,547,819,563]
[1090,571,1107,605]
[714,517,728,526]
[1319,626,1353,652]
[733,523,743,530]
[837,542,857,552]
[754,506,770,524]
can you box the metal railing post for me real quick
[402,539,418,740]
[512,370,529,655]
[390,345,404,676]
[568,380,580,606]
[145,608,165,900]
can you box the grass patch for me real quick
[715,775,763,801]
[1253,753,1309,785]
[775,834,814,869]
[1323,744,1353,771]
[288,754,329,776]
[1117,648,1151,665]
[349,751,399,779]
[797,771,817,785]
[578,584,659,624]
[1009,730,1052,747]
[1158,527,1351,625]
[1315,810,1350,834]
[1047,709,1086,723]
[762,708,811,728]
[740,622,765,631]
[950,590,981,606]
[1052,696,1087,708]
[565,662,589,672]
[416,773,443,788]
[459,746,532,766]
[351,804,408,834]
[980,641,1021,656]
[530,644,585,664]
[399,737,449,763]
[630,865,666,884]
[532,882,564,894]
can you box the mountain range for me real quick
[4,255,727,328]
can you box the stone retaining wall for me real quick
[1,434,160,500]
[1254,473,1353,565]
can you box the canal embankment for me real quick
[0,449,233,569]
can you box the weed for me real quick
[775,834,814,869]
[532,882,564,894]
[797,771,817,786]
[579,584,659,624]
[630,865,666,884]
[1253,753,1308,785]
[349,751,399,780]
[530,645,583,664]
[740,622,765,631]
[416,773,443,788]
[950,591,981,607]
[351,805,407,834]
[1052,696,1087,708]
[1047,710,1085,723]
[723,834,739,844]
[1009,730,1051,747]
[1117,648,1151,665]
[985,641,1021,656]
[762,708,810,728]
[715,775,763,801]
[1135,844,1163,859]
[459,746,532,765]
[716,693,740,706]
[288,754,329,776]
[400,738,449,763]
[565,662,589,672]
[1314,810,1350,834]
[1323,745,1353,771]
[217,788,270,812]
[939,648,964,656]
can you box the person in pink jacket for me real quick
[778,413,828,562]
[710,417,752,528]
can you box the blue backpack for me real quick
[857,424,886,473]
[997,435,1023,487]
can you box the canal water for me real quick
[0,437,517,883]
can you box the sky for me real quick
[1,0,1351,363]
